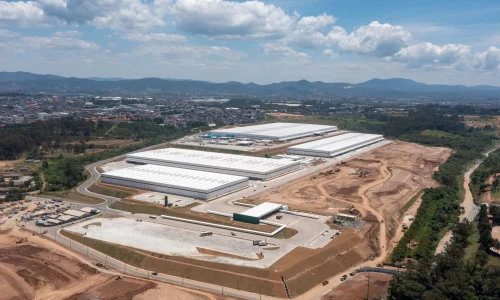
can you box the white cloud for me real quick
[284,13,336,49]
[0,29,19,37]
[0,1,46,26]
[54,30,82,37]
[393,42,470,68]
[121,33,187,43]
[135,43,245,61]
[263,43,310,59]
[38,0,165,31]
[473,47,500,70]
[4,36,99,51]
[323,49,337,58]
[334,21,412,57]
[170,0,296,39]
[296,13,335,31]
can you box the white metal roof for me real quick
[80,207,98,213]
[64,210,87,217]
[288,133,383,153]
[102,164,248,193]
[126,148,298,175]
[239,202,283,218]
[208,122,337,140]
[58,215,74,221]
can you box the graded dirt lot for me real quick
[245,141,451,251]
[267,113,305,119]
[0,214,237,300]
[321,272,392,300]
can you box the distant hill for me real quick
[0,71,64,82]
[0,71,499,99]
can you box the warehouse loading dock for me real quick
[287,132,384,157]
[102,164,249,200]
[126,148,300,180]
[233,202,283,224]
[208,122,338,141]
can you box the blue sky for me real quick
[1,0,499,85]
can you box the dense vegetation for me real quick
[388,218,500,300]
[373,106,498,261]
[470,148,500,203]
[0,117,187,160]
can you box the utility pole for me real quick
[366,273,371,300]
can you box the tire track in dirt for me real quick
[316,160,391,262]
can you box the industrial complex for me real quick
[287,132,385,157]
[126,148,300,180]
[101,164,249,200]
[207,122,338,141]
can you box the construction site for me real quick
[0,123,454,299]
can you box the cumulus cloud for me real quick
[53,30,82,37]
[169,0,296,39]
[263,43,310,59]
[0,1,46,26]
[283,14,336,49]
[472,47,500,70]
[19,36,99,50]
[135,43,245,60]
[40,0,165,31]
[121,33,187,43]
[334,21,412,57]
[296,13,335,31]
[323,49,337,58]
[0,29,19,37]
[393,42,470,68]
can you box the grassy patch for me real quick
[43,189,105,205]
[87,182,136,198]
[397,191,423,218]
[420,130,463,139]
[273,228,298,239]
[464,221,500,266]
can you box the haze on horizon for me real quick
[0,0,499,86]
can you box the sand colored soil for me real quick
[246,141,451,257]
[321,272,393,300]
[267,113,305,119]
[0,216,237,300]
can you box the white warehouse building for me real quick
[207,122,337,141]
[126,148,300,180]
[287,133,384,157]
[101,164,249,200]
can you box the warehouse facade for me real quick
[101,164,249,200]
[233,202,284,224]
[126,148,300,180]
[287,133,384,157]
[207,122,337,141]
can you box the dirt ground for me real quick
[267,113,305,119]
[321,272,393,300]
[0,214,237,300]
[246,141,451,254]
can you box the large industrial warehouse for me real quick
[207,122,337,141]
[287,133,384,157]
[101,164,249,200]
[126,148,300,180]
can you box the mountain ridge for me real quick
[0,71,499,99]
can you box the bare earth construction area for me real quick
[243,141,452,254]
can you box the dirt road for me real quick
[436,144,500,254]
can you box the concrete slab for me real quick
[65,217,296,268]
